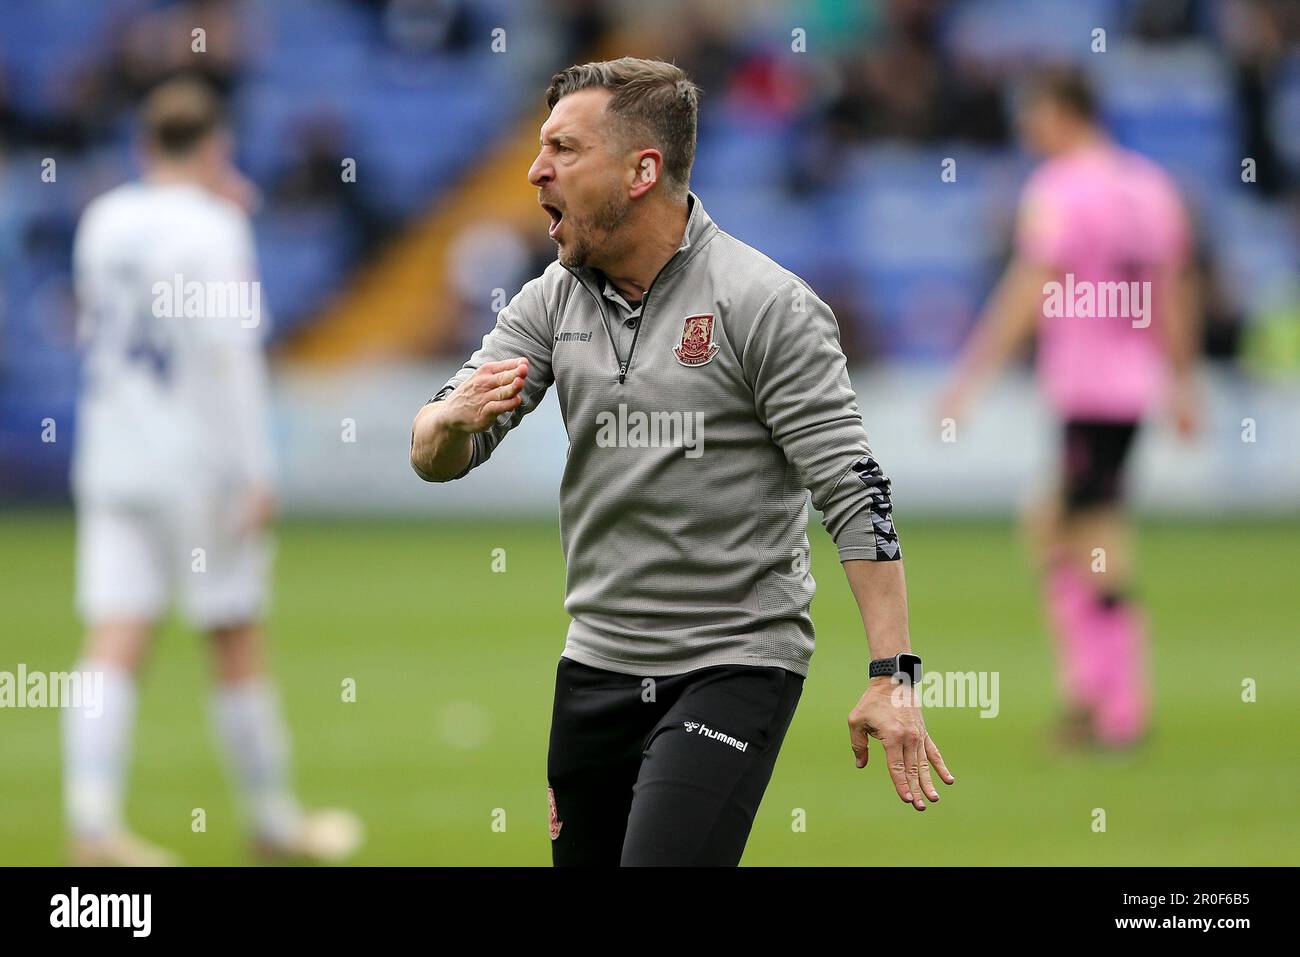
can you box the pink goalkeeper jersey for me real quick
[1016,142,1190,421]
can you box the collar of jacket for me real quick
[565,190,719,299]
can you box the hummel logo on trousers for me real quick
[546,657,802,866]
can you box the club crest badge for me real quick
[547,786,562,841]
[673,314,719,367]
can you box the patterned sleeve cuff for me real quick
[833,458,902,562]
[426,384,456,405]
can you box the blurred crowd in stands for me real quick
[2,0,1298,495]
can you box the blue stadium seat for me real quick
[692,107,796,193]
[1095,43,1239,196]
[941,0,1126,63]
[254,208,353,338]
[1270,52,1300,179]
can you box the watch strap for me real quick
[869,656,898,678]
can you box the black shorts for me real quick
[1061,419,1140,513]
[546,657,804,867]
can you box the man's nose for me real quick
[528,153,551,187]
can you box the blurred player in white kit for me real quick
[64,77,361,865]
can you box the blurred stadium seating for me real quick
[1,0,1297,500]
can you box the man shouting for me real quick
[411,57,953,866]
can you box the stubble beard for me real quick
[557,189,632,270]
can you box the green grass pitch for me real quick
[1,510,1295,865]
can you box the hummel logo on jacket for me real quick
[426,193,900,677]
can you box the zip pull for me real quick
[617,292,648,385]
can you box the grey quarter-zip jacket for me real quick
[422,192,900,677]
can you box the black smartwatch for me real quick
[869,653,922,685]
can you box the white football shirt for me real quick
[71,180,273,504]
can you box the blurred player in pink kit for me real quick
[939,67,1200,749]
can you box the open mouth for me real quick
[541,202,564,238]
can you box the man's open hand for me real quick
[441,357,529,434]
[848,677,954,811]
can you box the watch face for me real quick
[896,653,923,686]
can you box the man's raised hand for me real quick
[443,357,529,433]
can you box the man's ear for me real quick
[629,148,663,199]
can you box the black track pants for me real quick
[546,656,804,867]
